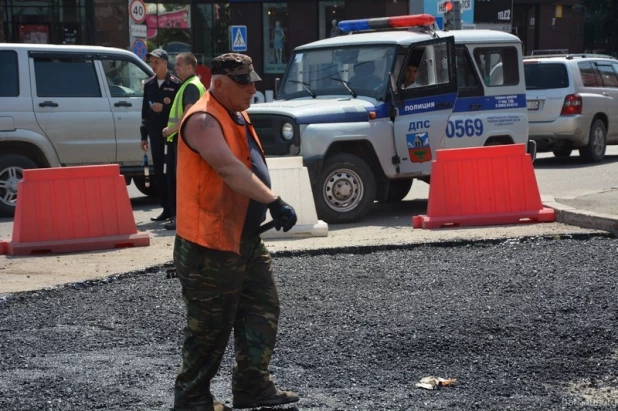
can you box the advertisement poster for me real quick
[146,4,191,39]
[19,24,49,44]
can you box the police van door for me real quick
[392,37,457,176]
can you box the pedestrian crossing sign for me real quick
[230,26,248,52]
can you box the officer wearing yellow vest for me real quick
[162,53,206,230]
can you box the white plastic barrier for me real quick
[262,156,328,239]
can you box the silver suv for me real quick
[524,54,618,162]
[0,44,155,217]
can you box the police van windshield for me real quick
[279,45,397,101]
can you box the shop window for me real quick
[473,47,519,87]
[101,59,151,97]
[319,1,345,40]
[6,0,89,45]
[146,3,193,67]
[33,57,101,98]
[263,3,289,74]
[0,51,19,97]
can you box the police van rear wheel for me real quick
[0,154,38,218]
[314,153,376,224]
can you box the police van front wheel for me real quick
[314,154,376,224]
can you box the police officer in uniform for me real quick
[140,48,181,222]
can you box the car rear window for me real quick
[524,63,569,90]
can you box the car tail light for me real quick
[561,94,582,115]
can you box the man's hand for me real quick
[150,102,163,113]
[140,140,149,152]
[162,127,170,138]
[267,197,298,232]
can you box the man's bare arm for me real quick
[183,112,277,204]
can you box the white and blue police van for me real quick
[247,14,534,224]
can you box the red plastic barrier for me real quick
[1,165,149,255]
[413,144,555,229]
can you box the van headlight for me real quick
[281,122,294,140]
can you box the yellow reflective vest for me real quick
[166,75,206,142]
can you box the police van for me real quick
[247,14,534,224]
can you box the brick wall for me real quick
[93,0,129,49]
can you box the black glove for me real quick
[140,125,148,141]
[267,197,297,232]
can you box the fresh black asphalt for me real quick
[1,234,617,411]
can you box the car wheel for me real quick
[552,146,572,158]
[0,154,39,218]
[313,153,376,224]
[579,119,606,163]
[381,179,413,203]
[133,176,158,197]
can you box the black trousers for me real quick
[146,125,169,212]
[166,138,178,218]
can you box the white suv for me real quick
[524,54,618,162]
[0,43,155,217]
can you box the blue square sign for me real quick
[230,26,248,52]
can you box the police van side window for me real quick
[34,57,101,98]
[578,61,601,87]
[0,51,19,97]
[473,47,519,87]
[399,43,450,91]
[101,59,150,97]
[455,47,479,89]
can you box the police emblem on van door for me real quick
[407,132,432,163]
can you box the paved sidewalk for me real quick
[1,200,614,294]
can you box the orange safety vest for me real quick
[176,91,265,254]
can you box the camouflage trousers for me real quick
[173,234,280,410]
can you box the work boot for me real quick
[151,210,171,221]
[164,218,176,230]
[233,388,299,409]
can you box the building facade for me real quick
[1,1,587,94]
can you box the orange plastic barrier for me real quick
[1,165,149,255]
[412,144,555,229]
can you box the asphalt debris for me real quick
[1,234,617,410]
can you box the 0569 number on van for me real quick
[445,119,484,138]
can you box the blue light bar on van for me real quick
[338,14,436,33]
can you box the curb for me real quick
[542,195,618,237]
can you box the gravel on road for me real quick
[1,234,617,411]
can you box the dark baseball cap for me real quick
[211,53,262,84]
[146,48,168,61]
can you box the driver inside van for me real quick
[403,49,424,89]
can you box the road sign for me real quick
[130,24,147,38]
[129,0,147,24]
[132,39,147,60]
[230,26,247,52]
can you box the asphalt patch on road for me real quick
[1,233,618,410]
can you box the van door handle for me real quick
[469,104,483,110]
[435,102,452,109]
[602,92,610,97]
[114,101,133,107]
[39,101,58,108]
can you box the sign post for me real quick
[129,0,148,60]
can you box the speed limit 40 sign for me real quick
[129,0,146,24]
